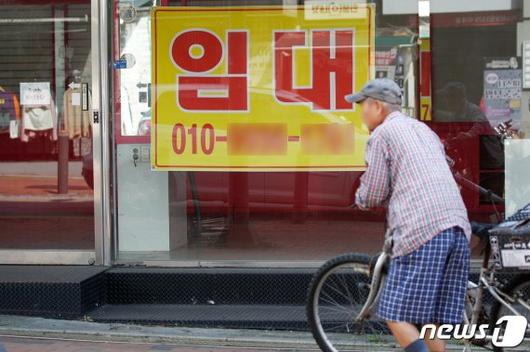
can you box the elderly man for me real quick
[346,79,471,352]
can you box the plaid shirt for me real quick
[355,111,471,257]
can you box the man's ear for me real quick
[375,100,384,115]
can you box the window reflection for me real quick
[0,1,94,251]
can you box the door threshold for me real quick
[0,250,96,265]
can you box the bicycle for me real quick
[306,180,530,352]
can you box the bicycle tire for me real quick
[306,252,377,352]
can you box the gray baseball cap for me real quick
[345,78,402,105]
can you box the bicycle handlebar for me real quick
[445,155,504,203]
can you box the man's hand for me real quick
[350,201,369,211]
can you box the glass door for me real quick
[111,0,419,266]
[0,0,97,264]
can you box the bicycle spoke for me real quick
[308,257,387,352]
[337,272,356,308]
[324,323,350,332]
[319,305,353,315]
[323,275,356,306]
[320,289,348,309]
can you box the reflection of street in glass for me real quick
[435,81,506,202]
[0,161,94,250]
[0,175,91,199]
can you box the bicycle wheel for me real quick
[306,253,389,352]
[489,274,530,352]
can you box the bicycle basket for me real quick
[489,215,530,272]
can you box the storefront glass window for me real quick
[429,0,528,254]
[113,0,530,265]
[0,0,95,254]
[112,0,419,264]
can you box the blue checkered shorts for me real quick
[376,226,470,324]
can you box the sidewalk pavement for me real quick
[0,315,528,351]
[0,336,300,352]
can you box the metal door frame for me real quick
[92,0,112,265]
[0,0,109,265]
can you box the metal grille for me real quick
[0,265,107,318]
[0,265,515,331]
[87,267,505,331]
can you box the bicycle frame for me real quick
[465,239,530,344]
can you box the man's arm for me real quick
[355,134,391,210]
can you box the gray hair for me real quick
[383,101,401,112]
[365,97,401,113]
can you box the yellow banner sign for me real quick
[151,5,374,171]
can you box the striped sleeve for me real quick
[355,133,391,210]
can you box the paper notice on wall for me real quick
[20,82,51,106]
[72,93,81,106]
[483,57,522,130]
[9,120,18,139]
[375,47,397,80]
